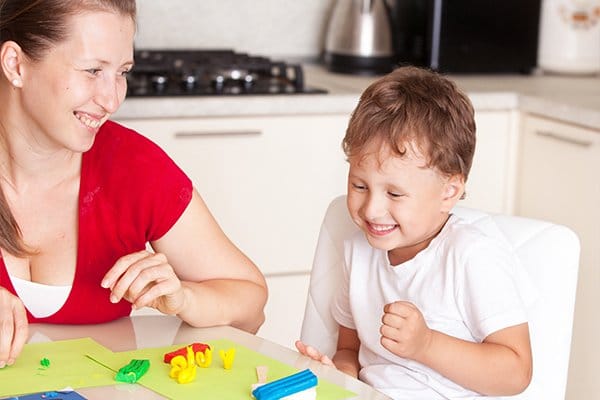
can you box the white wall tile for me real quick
[135,0,335,58]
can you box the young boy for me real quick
[296,66,536,399]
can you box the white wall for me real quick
[135,0,335,59]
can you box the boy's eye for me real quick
[351,183,367,191]
[388,191,404,198]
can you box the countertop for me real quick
[113,64,600,131]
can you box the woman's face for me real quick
[19,10,135,153]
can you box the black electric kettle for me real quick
[324,0,395,75]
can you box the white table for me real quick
[26,315,391,399]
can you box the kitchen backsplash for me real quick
[135,0,334,59]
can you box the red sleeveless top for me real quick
[0,120,193,323]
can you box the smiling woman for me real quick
[0,0,267,369]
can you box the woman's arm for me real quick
[152,190,268,332]
[103,190,268,333]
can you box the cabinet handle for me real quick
[535,130,593,147]
[174,130,262,138]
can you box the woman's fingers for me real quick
[0,290,28,367]
[0,312,15,367]
[103,251,184,314]
[9,301,28,365]
[101,250,152,291]
[105,252,167,303]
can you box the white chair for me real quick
[300,195,580,400]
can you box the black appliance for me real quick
[126,49,327,97]
[391,0,542,74]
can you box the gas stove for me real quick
[126,49,327,97]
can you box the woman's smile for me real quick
[74,111,103,130]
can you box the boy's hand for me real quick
[295,340,335,367]
[380,301,433,362]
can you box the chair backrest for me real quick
[300,195,580,400]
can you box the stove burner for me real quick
[126,49,326,97]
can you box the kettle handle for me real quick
[362,0,393,15]
[362,0,372,13]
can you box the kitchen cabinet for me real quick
[516,114,600,400]
[116,114,349,348]
[257,273,311,349]
[344,108,518,215]
[458,110,519,214]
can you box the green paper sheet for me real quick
[0,338,116,397]
[87,339,356,400]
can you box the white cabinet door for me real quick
[257,273,311,350]
[516,114,600,400]
[458,110,519,214]
[116,115,348,276]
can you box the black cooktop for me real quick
[126,49,327,97]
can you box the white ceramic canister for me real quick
[538,0,600,74]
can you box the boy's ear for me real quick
[1,41,24,88]
[441,174,465,212]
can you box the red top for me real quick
[0,120,193,324]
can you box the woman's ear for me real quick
[1,41,24,88]
[441,174,465,212]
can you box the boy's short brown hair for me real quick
[343,66,476,180]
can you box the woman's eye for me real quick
[388,192,404,198]
[120,69,132,77]
[86,68,101,75]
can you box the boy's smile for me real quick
[346,140,463,265]
[365,222,398,236]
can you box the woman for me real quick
[0,0,268,368]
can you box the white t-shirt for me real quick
[332,215,538,400]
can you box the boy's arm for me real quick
[332,325,361,378]
[415,323,533,396]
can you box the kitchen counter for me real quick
[114,64,600,131]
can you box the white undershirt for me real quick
[9,275,71,318]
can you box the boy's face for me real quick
[346,140,463,265]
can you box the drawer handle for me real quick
[174,130,262,138]
[535,130,593,147]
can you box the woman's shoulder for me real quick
[84,120,191,190]
[93,120,162,154]
[81,120,192,241]
[86,120,178,173]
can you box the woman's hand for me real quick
[0,287,28,368]
[294,340,335,367]
[380,301,433,362]
[101,250,186,315]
